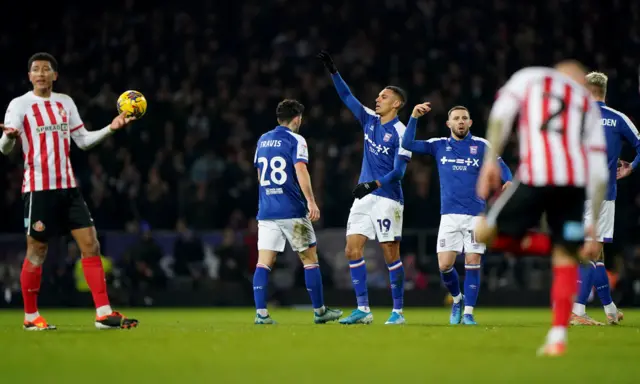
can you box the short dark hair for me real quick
[28,52,58,72]
[447,105,469,118]
[276,99,305,124]
[384,86,407,110]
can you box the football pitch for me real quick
[1,308,639,383]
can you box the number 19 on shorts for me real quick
[377,218,391,233]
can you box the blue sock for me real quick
[441,267,461,298]
[253,263,270,312]
[464,264,481,307]
[594,262,613,306]
[349,258,369,309]
[576,261,596,305]
[304,263,324,310]
[387,260,404,311]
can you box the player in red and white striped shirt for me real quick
[473,61,609,356]
[0,52,139,330]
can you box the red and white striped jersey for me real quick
[490,67,608,188]
[4,91,85,193]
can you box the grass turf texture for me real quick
[1,308,639,383]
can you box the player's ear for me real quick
[468,119,473,128]
[53,72,58,81]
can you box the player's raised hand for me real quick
[477,160,502,199]
[307,201,321,222]
[1,124,20,139]
[411,102,431,118]
[316,50,338,74]
[617,159,632,180]
[109,112,137,131]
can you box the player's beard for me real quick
[452,127,469,139]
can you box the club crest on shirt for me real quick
[470,146,477,155]
[57,105,67,119]
[383,133,392,142]
[32,221,45,232]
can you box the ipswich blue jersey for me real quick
[596,101,640,201]
[330,73,412,203]
[403,117,512,215]
[254,126,309,220]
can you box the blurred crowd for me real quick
[2,0,640,298]
[1,0,639,233]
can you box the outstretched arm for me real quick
[402,116,435,155]
[318,51,375,127]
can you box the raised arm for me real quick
[317,51,375,127]
[401,102,435,154]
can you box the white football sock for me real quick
[464,306,474,315]
[96,305,113,317]
[392,309,403,314]
[452,293,462,304]
[603,303,617,315]
[314,306,326,315]
[357,306,371,313]
[257,309,269,317]
[25,312,40,322]
[546,326,567,344]
[572,303,586,316]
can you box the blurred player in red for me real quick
[474,61,609,356]
[0,52,139,330]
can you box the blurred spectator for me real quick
[216,228,249,283]
[121,221,167,291]
[172,219,206,285]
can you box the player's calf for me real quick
[300,247,343,323]
[22,237,48,327]
[463,253,482,323]
[381,241,404,322]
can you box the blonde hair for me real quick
[585,71,608,98]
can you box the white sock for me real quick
[96,305,113,317]
[452,293,462,304]
[464,306,474,315]
[257,309,269,317]
[392,309,403,314]
[572,303,586,316]
[546,326,567,344]
[314,306,326,315]
[603,302,617,315]
[357,306,371,313]
[25,312,40,322]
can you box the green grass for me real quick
[1,308,639,383]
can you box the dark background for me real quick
[1,0,639,308]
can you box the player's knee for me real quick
[299,247,318,264]
[344,245,363,261]
[552,243,581,263]
[26,237,48,266]
[438,257,455,271]
[78,237,101,256]
[380,242,400,264]
[465,253,482,265]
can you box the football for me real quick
[116,90,147,118]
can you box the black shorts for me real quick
[23,188,94,242]
[486,181,586,246]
